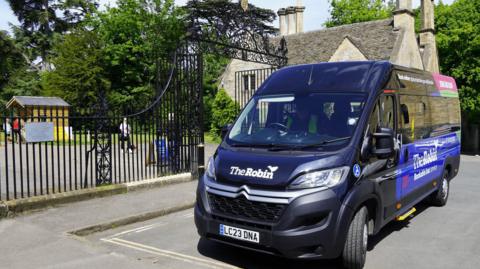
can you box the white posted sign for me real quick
[25,122,54,143]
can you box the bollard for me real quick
[473,124,480,154]
[197,143,205,177]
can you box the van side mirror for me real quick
[372,127,394,159]
[221,124,232,139]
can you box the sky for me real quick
[0,0,455,35]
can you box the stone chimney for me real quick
[279,2,305,36]
[277,8,287,36]
[396,0,412,10]
[393,0,415,31]
[295,6,305,33]
[286,6,297,35]
[419,0,439,73]
[390,0,424,70]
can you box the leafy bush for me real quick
[436,0,480,124]
[210,89,238,137]
[202,54,229,131]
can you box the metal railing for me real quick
[0,45,203,201]
[235,67,276,110]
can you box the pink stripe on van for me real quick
[433,73,458,92]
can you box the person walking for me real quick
[12,118,21,143]
[19,118,26,143]
[2,118,12,142]
[119,118,134,153]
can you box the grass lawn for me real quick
[1,131,221,147]
[204,132,221,144]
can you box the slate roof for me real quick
[275,19,401,65]
[6,96,70,108]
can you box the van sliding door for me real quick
[397,94,439,207]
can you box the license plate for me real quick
[219,224,259,243]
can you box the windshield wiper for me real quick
[298,136,352,149]
[230,142,283,148]
[230,142,299,151]
[230,137,351,151]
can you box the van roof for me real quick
[255,61,393,96]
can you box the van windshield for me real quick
[227,93,366,150]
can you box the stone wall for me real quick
[219,59,271,99]
[329,38,368,62]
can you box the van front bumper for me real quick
[194,176,353,259]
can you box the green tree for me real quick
[325,0,394,28]
[7,0,97,70]
[0,31,41,112]
[0,68,42,113]
[210,89,238,137]
[435,0,480,123]
[0,31,25,90]
[42,29,109,109]
[202,53,229,131]
[94,0,185,109]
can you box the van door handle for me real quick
[382,172,398,179]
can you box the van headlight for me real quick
[205,157,216,180]
[288,167,349,190]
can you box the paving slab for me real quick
[0,180,198,269]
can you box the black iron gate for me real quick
[0,44,204,201]
[0,1,288,201]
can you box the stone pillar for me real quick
[277,8,287,36]
[391,0,424,70]
[396,0,412,10]
[421,0,434,30]
[420,0,439,73]
[295,6,305,33]
[286,6,296,35]
[393,0,414,31]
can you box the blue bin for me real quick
[156,139,169,162]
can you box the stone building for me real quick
[219,0,440,101]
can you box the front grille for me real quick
[212,214,272,230]
[208,193,286,223]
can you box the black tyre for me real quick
[430,169,450,206]
[342,206,369,269]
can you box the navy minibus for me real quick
[194,61,461,269]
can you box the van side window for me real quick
[399,95,431,143]
[367,95,394,134]
[380,95,395,130]
[365,95,395,165]
[428,96,461,136]
[368,101,380,134]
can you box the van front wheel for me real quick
[430,169,449,206]
[342,206,368,269]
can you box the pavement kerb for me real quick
[125,173,194,191]
[69,200,195,237]
[1,173,194,218]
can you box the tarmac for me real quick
[1,151,479,269]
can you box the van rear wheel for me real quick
[430,169,449,206]
[342,206,368,269]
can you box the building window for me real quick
[243,74,256,91]
[243,75,249,91]
[250,74,256,90]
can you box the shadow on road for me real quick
[368,201,431,251]
[197,202,435,269]
[197,238,342,269]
